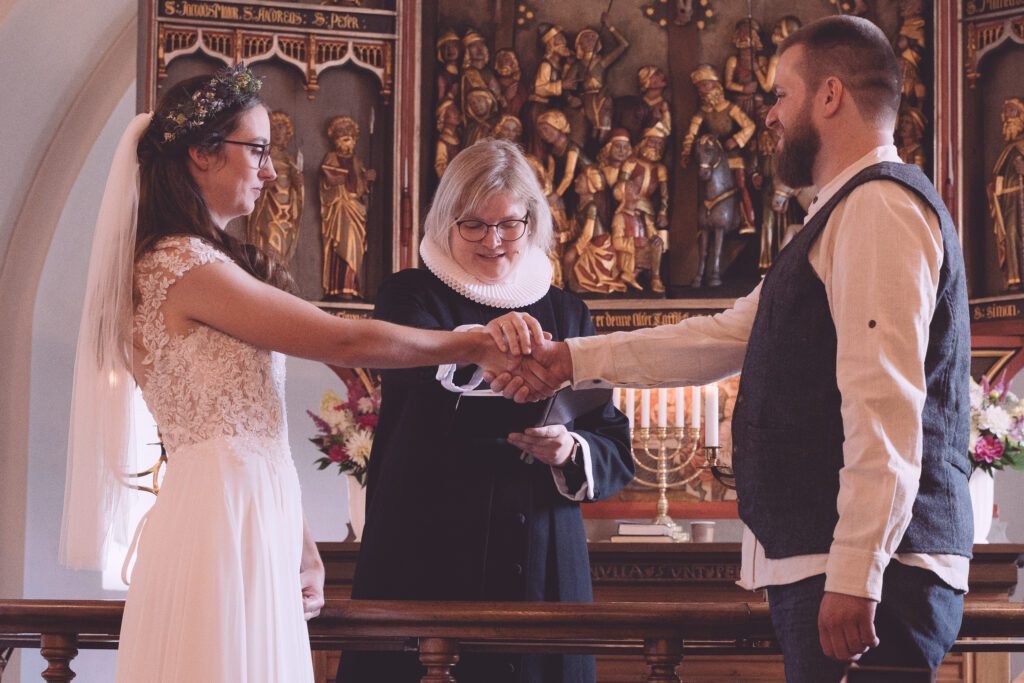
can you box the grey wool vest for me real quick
[731,161,973,560]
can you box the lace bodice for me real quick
[133,235,287,453]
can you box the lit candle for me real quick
[625,388,636,431]
[674,387,685,428]
[612,387,621,411]
[657,389,668,428]
[640,390,651,428]
[704,384,719,447]
[690,385,701,428]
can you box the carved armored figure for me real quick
[247,111,304,261]
[989,98,1024,290]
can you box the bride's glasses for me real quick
[456,214,530,242]
[223,140,272,169]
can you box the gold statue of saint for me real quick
[525,151,572,289]
[494,48,528,118]
[436,29,463,105]
[897,107,926,172]
[988,98,1024,290]
[536,109,592,200]
[460,29,501,124]
[247,111,304,261]
[492,114,523,143]
[463,87,499,147]
[320,116,376,300]
[617,123,670,243]
[681,64,757,233]
[567,166,626,294]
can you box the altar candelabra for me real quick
[612,386,734,532]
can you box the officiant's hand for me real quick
[488,339,573,403]
[508,424,574,467]
[484,311,546,356]
[300,562,325,621]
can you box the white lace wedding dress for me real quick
[115,235,313,682]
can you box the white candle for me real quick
[690,385,701,428]
[625,388,636,431]
[657,389,668,428]
[612,387,621,411]
[640,390,651,428]
[704,384,719,447]
[674,388,685,428]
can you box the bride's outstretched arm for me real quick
[160,257,515,371]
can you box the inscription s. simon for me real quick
[972,302,1021,321]
[590,563,740,581]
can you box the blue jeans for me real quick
[765,561,964,683]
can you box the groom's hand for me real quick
[489,338,573,402]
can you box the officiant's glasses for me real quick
[456,214,530,242]
[223,140,272,169]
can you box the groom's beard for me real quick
[775,111,821,189]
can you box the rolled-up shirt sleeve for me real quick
[820,182,942,601]
[567,286,759,388]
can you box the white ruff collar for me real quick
[419,237,552,309]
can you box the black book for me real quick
[451,384,612,440]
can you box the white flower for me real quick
[979,405,1012,437]
[319,389,343,418]
[357,396,375,415]
[969,380,984,411]
[344,428,374,464]
[323,406,354,433]
[970,424,980,451]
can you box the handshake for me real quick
[471,311,575,402]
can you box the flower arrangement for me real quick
[159,63,262,143]
[969,374,1024,476]
[308,378,381,486]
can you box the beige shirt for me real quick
[567,146,969,600]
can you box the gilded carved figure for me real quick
[523,24,572,157]
[492,114,524,143]
[247,111,304,262]
[896,0,926,110]
[756,16,802,94]
[494,48,528,118]
[561,13,629,146]
[637,66,672,136]
[436,29,463,105]
[681,64,757,233]
[320,116,376,300]
[460,29,501,123]
[525,152,572,288]
[536,109,593,203]
[724,19,768,121]
[988,98,1024,290]
[897,107,926,172]
[435,98,462,179]
[567,166,625,294]
[463,87,499,147]
[612,172,665,293]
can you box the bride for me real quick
[60,64,512,682]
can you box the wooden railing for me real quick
[2,599,1024,682]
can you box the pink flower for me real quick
[328,444,350,462]
[973,435,1004,464]
[357,414,378,430]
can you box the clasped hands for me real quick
[474,311,572,403]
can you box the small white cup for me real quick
[690,520,716,543]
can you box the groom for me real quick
[487,15,972,682]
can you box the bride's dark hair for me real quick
[135,66,293,290]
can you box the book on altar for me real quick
[617,521,675,536]
[609,535,675,543]
[452,384,612,441]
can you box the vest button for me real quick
[512,563,523,575]
[516,512,527,525]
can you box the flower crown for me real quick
[160,64,262,144]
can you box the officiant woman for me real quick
[340,138,634,683]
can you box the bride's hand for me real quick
[300,562,325,621]
[484,312,546,356]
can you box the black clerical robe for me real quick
[339,268,634,683]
